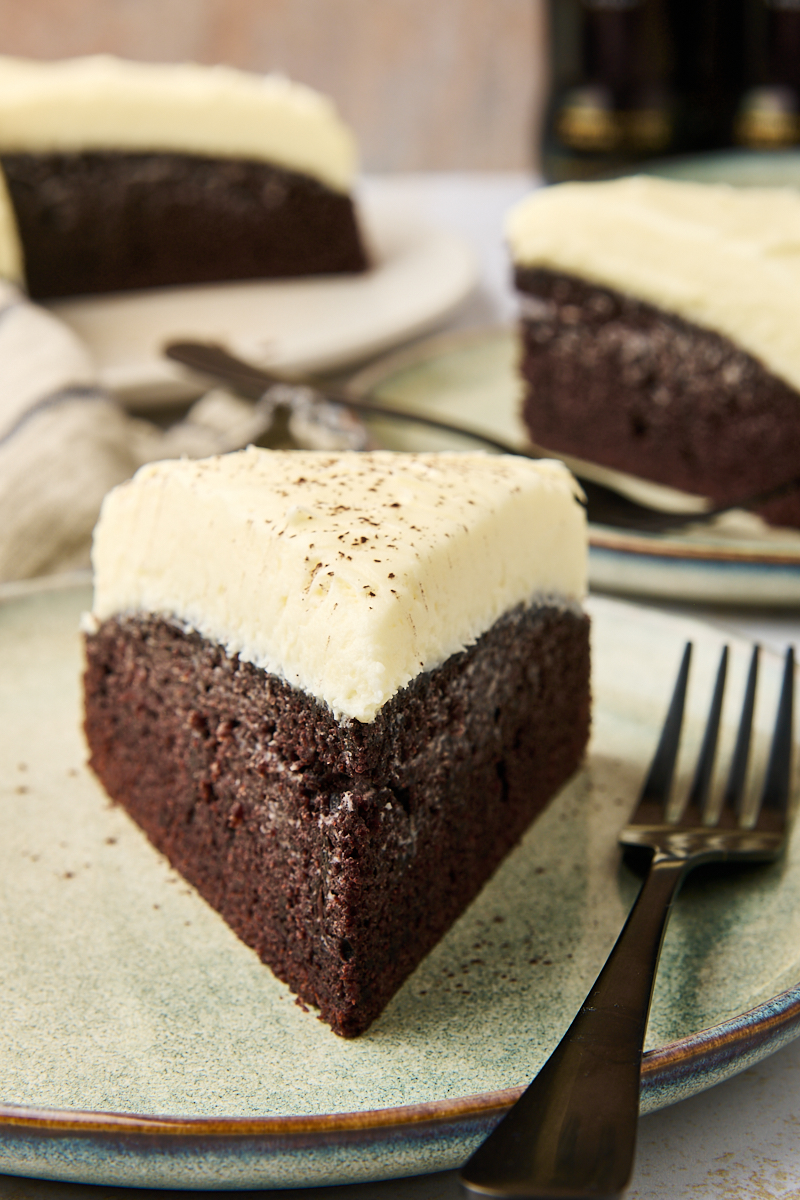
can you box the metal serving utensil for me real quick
[164,341,800,534]
[460,642,795,1200]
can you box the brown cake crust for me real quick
[516,267,800,529]
[84,603,590,1037]
[2,151,368,299]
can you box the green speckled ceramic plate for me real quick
[643,148,800,189]
[348,328,800,607]
[1,576,799,1190]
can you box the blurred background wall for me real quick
[0,0,548,171]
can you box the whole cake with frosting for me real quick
[82,448,590,1036]
[0,55,367,298]
[507,176,800,529]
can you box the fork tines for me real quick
[759,646,795,829]
[628,641,795,845]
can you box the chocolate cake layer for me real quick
[84,602,590,1037]
[516,268,800,529]
[3,152,368,299]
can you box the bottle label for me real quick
[736,87,800,147]
[556,87,671,154]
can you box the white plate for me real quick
[347,328,800,608]
[47,192,477,408]
[1,577,798,1189]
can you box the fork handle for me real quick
[460,855,687,1200]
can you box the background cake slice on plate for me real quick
[83,448,590,1036]
[507,176,800,529]
[0,55,367,298]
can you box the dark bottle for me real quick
[669,0,747,152]
[736,1,800,148]
[542,0,674,182]
[541,0,745,182]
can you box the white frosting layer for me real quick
[0,172,22,283]
[0,55,357,192]
[506,176,800,395]
[91,449,587,723]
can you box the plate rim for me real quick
[1,981,799,1140]
[590,530,800,566]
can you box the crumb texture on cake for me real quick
[90,449,587,722]
[506,176,800,396]
[0,55,357,192]
[84,602,590,1037]
[2,152,367,298]
[516,268,800,528]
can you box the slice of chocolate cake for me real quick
[0,55,367,298]
[507,176,800,528]
[82,449,590,1037]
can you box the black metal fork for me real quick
[461,642,795,1200]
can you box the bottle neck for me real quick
[766,2,800,88]
[582,2,649,107]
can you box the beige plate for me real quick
[1,576,799,1188]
